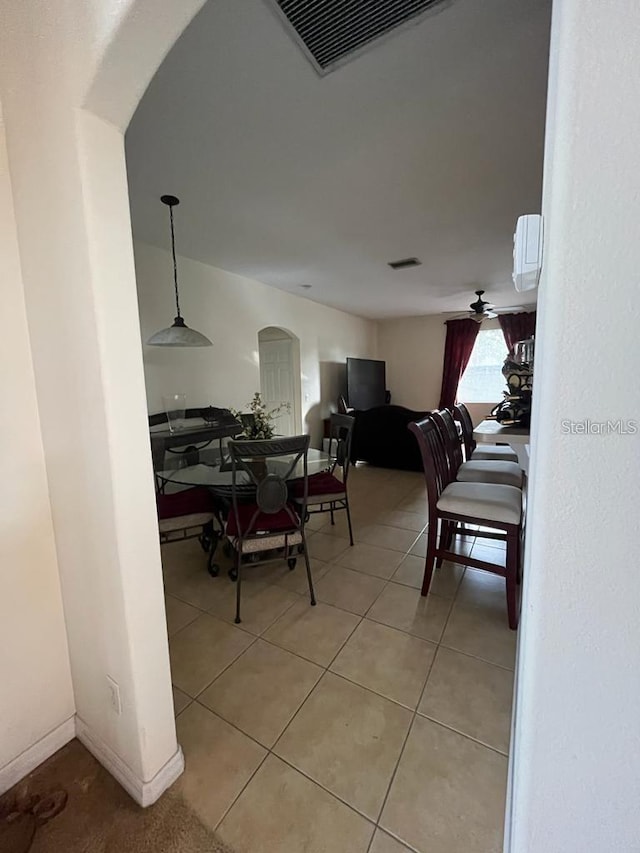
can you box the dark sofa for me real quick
[350,404,432,471]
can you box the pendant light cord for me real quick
[169,203,181,319]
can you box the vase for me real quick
[163,393,186,433]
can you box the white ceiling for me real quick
[126,0,551,319]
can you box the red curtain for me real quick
[438,319,480,409]
[498,311,537,354]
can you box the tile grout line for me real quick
[367,628,441,850]
[165,474,514,850]
[416,712,510,758]
[436,641,516,673]
[172,545,510,707]
[171,557,512,713]
[181,526,428,841]
[367,575,460,846]
[183,583,319,702]
[181,630,509,847]
[256,603,369,755]
[245,524,424,840]
[213,747,271,833]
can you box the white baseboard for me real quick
[76,716,184,806]
[0,716,76,796]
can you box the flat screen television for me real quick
[347,358,386,410]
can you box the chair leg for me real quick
[301,534,316,606]
[344,498,355,547]
[506,529,519,630]
[436,520,451,568]
[421,522,438,597]
[516,529,523,584]
[446,521,455,550]
[234,551,242,624]
[330,507,335,525]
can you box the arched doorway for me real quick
[257,327,302,435]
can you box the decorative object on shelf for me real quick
[147,195,212,347]
[230,393,291,440]
[492,336,534,427]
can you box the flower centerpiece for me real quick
[230,392,291,440]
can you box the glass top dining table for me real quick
[156,447,332,494]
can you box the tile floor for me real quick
[163,464,516,853]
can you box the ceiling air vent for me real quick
[272,0,452,74]
[388,257,422,270]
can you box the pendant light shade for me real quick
[147,195,212,347]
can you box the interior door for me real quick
[259,339,295,436]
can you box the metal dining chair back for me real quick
[228,435,310,537]
[291,414,356,545]
[225,434,316,623]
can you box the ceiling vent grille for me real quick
[273,0,451,74]
[388,257,422,269]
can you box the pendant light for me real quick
[147,195,212,347]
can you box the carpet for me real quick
[1,740,235,853]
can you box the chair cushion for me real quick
[235,530,303,554]
[156,487,213,520]
[292,472,347,506]
[301,491,347,506]
[226,502,300,536]
[291,471,345,499]
[456,460,523,488]
[437,482,522,525]
[472,445,518,463]
[158,512,213,534]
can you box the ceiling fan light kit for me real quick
[468,290,497,321]
[147,194,213,347]
[444,289,527,323]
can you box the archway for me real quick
[0,0,206,805]
[6,5,639,847]
[257,327,302,436]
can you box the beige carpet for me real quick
[1,740,234,853]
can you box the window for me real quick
[457,328,508,403]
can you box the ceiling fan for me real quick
[447,290,526,323]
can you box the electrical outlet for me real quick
[107,676,122,715]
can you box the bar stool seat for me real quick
[437,481,522,525]
[456,459,523,488]
[472,444,519,463]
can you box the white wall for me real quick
[377,313,502,420]
[134,242,377,446]
[0,118,75,791]
[377,313,446,410]
[0,0,206,802]
[509,1,640,850]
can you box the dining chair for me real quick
[454,402,519,463]
[224,434,316,624]
[409,416,523,629]
[432,409,523,488]
[292,413,355,545]
[155,485,218,575]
